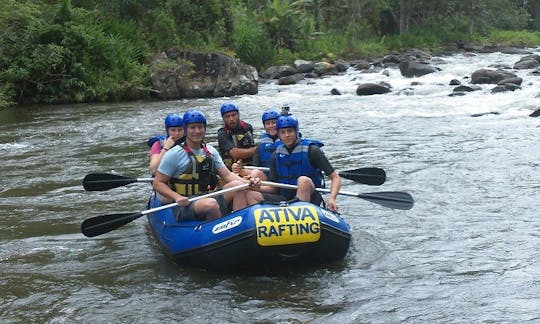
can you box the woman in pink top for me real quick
[149,113,184,175]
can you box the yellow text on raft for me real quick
[254,205,321,246]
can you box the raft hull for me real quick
[146,195,351,271]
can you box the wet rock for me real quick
[491,83,521,93]
[334,60,349,72]
[278,73,305,85]
[453,85,476,92]
[294,60,314,73]
[331,88,341,95]
[498,77,523,86]
[261,65,297,79]
[314,62,337,75]
[449,79,461,86]
[514,58,540,70]
[356,83,391,96]
[471,69,517,84]
[382,54,400,64]
[530,109,540,117]
[350,59,370,70]
[471,112,500,117]
[399,60,438,77]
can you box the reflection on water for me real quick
[1,49,540,322]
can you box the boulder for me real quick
[453,85,476,92]
[330,88,341,95]
[356,83,391,96]
[278,73,305,85]
[471,69,517,84]
[261,65,297,79]
[149,49,257,99]
[313,62,337,75]
[294,60,314,73]
[399,60,438,77]
[498,77,522,86]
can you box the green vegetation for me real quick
[2,0,540,107]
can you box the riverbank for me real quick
[2,39,539,110]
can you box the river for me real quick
[1,49,539,323]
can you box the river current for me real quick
[1,49,539,323]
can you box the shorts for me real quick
[174,195,230,221]
[261,192,288,203]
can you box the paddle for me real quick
[83,166,386,192]
[83,173,153,191]
[261,181,413,210]
[243,166,386,186]
[81,183,250,237]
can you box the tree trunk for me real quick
[399,0,407,35]
[469,0,475,34]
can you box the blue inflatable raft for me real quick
[146,194,351,271]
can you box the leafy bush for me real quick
[231,6,275,70]
[0,0,147,104]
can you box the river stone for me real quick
[399,60,438,77]
[356,83,391,96]
[471,69,517,84]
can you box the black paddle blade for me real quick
[83,173,136,191]
[358,191,414,210]
[81,212,143,237]
[339,167,386,186]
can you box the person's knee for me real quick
[250,169,266,179]
[196,198,220,213]
[247,191,264,203]
[297,176,314,189]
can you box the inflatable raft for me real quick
[146,194,351,271]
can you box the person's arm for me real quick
[228,146,257,160]
[309,146,341,211]
[217,126,257,161]
[325,170,341,211]
[257,153,279,193]
[216,165,244,183]
[149,138,176,175]
[153,148,190,206]
[152,171,189,206]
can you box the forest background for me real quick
[2,0,540,107]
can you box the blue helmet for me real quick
[183,110,207,127]
[220,102,239,116]
[164,113,183,132]
[261,109,280,123]
[276,115,299,130]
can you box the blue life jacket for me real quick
[274,138,324,199]
[147,135,166,148]
[258,133,281,168]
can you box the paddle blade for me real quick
[358,191,414,210]
[339,167,386,186]
[81,212,143,237]
[83,173,136,191]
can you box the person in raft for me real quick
[216,102,256,170]
[231,109,282,180]
[153,110,264,221]
[258,114,342,212]
[148,113,185,176]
